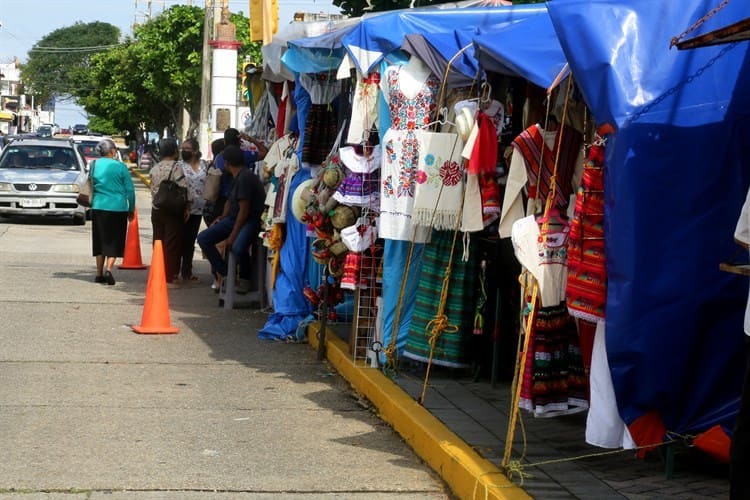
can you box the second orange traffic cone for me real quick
[132,240,179,334]
[119,209,147,270]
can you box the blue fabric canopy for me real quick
[548,0,750,439]
[473,10,567,89]
[342,5,547,74]
[282,25,355,74]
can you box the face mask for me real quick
[180,151,193,162]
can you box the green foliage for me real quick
[21,22,120,106]
[86,115,120,136]
[71,6,258,140]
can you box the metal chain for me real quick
[625,42,737,127]
[670,0,730,48]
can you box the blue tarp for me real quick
[283,25,356,74]
[342,5,547,74]
[548,0,750,439]
[473,10,567,89]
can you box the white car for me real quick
[0,137,88,225]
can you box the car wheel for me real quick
[73,213,86,226]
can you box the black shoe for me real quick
[94,275,106,283]
[104,271,115,285]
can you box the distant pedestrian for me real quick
[139,144,155,172]
[149,138,188,284]
[89,138,136,285]
[177,137,207,282]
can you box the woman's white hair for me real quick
[95,138,117,156]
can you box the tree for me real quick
[74,6,260,140]
[21,22,120,107]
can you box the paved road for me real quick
[0,184,449,499]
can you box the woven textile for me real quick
[412,130,465,230]
[302,104,338,166]
[519,302,589,417]
[566,144,606,321]
[403,230,477,368]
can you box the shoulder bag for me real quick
[76,160,96,207]
[153,162,188,216]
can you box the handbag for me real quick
[203,162,222,203]
[76,160,96,207]
[153,162,188,216]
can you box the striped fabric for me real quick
[403,230,477,368]
[511,124,582,211]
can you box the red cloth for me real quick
[467,111,498,175]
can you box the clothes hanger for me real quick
[421,106,456,129]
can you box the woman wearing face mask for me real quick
[177,137,207,282]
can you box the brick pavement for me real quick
[392,365,730,499]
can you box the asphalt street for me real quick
[0,183,449,499]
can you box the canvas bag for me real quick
[153,162,187,216]
[76,160,96,207]
[203,161,222,203]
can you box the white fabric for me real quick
[339,145,381,174]
[511,215,568,307]
[735,186,750,335]
[299,73,342,105]
[586,321,636,449]
[263,134,299,223]
[498,126,583,238]
[460,173,484,233]
[341,218,378,253]
[346,73,380,145]
[412,130,465,231]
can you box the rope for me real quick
[502,76,575,470]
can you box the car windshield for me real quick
[0,146,78,170]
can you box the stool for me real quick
[219,241,267,310]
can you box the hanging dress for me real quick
[403,230,477,368]
[300,73,342,166]
[379,64,439,242]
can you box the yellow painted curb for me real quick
[129,166,151,187]
[308,322,530,500]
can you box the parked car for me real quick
[71,134,122,167]
[72,124,88,135]
[0,137,88,225]
[36,125,53,138]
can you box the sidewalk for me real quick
[309,322,731,499]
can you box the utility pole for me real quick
[198,0,213,155]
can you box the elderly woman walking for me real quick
[90,138,136,285]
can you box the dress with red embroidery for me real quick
[379,65,439,242]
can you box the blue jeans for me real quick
[197,217,258,279]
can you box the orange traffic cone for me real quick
[132,240,179,334]
[119,209,147,270]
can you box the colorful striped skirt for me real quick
[403,230,477,368]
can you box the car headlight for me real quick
[52,184,80,193]
[0,182,11,192]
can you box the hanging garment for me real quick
[379,61,439,242]
[263,133,299,224]
[412,130,465,230]
[511,214,569,308]
[300,73,342,166]
[347,72,381,145]
[519,301,589,417]
[498,124,583,238]
[333,146,382,207]
[403,230,477,369]
[566,144,607,322]
[586,320,636,449]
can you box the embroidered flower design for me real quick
[424,154,435,166]
[416,170,428,184]
[439,160,461,186]
[383,176,395,197]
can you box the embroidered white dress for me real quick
[379,60,439,242]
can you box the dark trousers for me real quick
[179,214,202,279]
[197,216,258,280]
[731,337,750,499]
[151,208,183,283]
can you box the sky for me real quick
[0,0,341,128]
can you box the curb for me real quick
[307,322,530,500]
[129,165,151,187]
